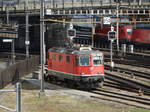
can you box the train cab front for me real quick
[119,25,133,43]
[74,49,105,88]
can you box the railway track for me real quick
[44,73,150,110]
[104,79,149,93]
[92,63,150,108]
[105,70,150,95]
[104,54,150,69]
[94,47,150,55]
[94,47,150,58]
[105,64,150,80]
[88,62,150,109]
[90,88,150,110]
[43,67,150,109]
[91,47,150,68]
[105,59,150,69]
[89,47,150,108]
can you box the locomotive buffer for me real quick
[108,26,116,69]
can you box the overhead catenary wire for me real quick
[40,18,150,24]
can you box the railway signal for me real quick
[108,26,116,41]
[67,29,76,38]
[108,26,116,69]
[108,31,116,41]
[67,23,76,44]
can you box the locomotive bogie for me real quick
[46,69,104,89]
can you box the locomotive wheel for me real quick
[65,79,77,88]
[78,83,93,90]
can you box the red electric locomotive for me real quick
[131,24,150,47]
[46,46,105,89]
[132,29,150,44]
[95,24,133,43]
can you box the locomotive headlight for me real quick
[98,72,104,75]
[98,72,101,74]
[127,29,132,35]
[80,73,85,75]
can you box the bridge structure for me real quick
[0,1,149,53]
[0,1,149,20]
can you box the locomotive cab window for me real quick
[48,53,50,59]
[76,56,79,66]
[66,56,70,63]
[59,55,63,61]
[78,56,90,66]
[52,54,56,60]
[93,56,103,66]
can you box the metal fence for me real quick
[0,55,39,89]
[0,83,21,112]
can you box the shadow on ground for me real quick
[21,79,69,91]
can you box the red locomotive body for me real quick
[95,24,133,42]
[131,29,150,44]
[131,24,150,47]
[46,46,105,89]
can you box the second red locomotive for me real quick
[46,46,105,89]
[131,24,150,48]
[95,24,133,43]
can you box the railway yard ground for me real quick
[1,0,150,111]
[0,51,150,112]
[0,50,150,112]
[0,74,149,112]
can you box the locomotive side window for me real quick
[48,53,50,59]
[93,56,103,65]
[52,54,56,60]
[59,55,63,61]
[79,56,90,66]
[66,56,70,63]
[76,56,79,66]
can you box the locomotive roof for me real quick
[48,47,103,55]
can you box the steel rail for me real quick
[91,95,150,110]
[105,71,150,95]
[91,90,150,105]
[104,56,150,69]
[96,88,150,101]
[105,64,150,79]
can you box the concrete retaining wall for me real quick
[0,55,39,89]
